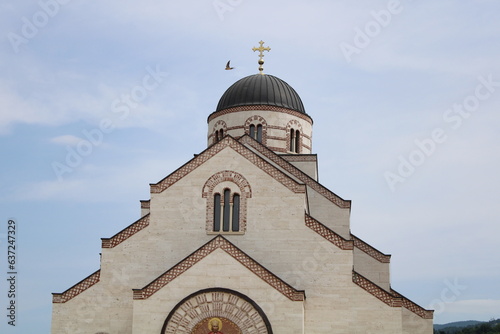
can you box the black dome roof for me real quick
[216,74,306,114]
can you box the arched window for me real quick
[213,194,221,232]
[203,171,251,234]
[295,129,300,153]
[232,194,240,231]
[249,124,263,143]
[214,129,225,144]
[213,189,241,233]
[256,124,263,143]
[289,128,300,153]
[249,124,255,139]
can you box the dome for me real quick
[216,74,306,114]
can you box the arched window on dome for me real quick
[213,189,241,232]
[214,129,224,144]
[295,129,300,153]
[249,124,263,143]
[289,128,301,153]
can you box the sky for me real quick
[0,0,499,332]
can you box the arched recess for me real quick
[285,120,303,153]
[161,287,273,334]
[212,120,228,144]
[202,170,252,233]
[244,115,268,144]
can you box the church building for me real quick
[51,41,434,333]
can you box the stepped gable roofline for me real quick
[351,233,391,263]
[213,73,308,115]
[353,271,434,319]
[52,270,100,303]
[150,135,306,195]
[391,288,434,319]
[132,235,306,301]
[101,214,150,249]
[238,135,351,209]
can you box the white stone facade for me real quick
[52,79,433,333]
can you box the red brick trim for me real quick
[266,135,287,141]
[305,214,353,250]
[208,105,313,125]
[286,120,304,153]
[210,120,228,144]
[52,270,100,303]
[133,235,305,301]
[202,170,252,232]
[281,154,317,162]
[267,146,288,153]
[150,136,306,195]
[239,136,351,209]
[352,271,402,307]
[244,115,268,145]
[351,234,391,263]
[391,289,434,319]
[140,199,150,209]
[101,214,150,248]
[267,125,287,130]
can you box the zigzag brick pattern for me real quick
[239,136,351,209]
[351,234,391,263]
[52,270,100,303]
[352,271,402,307]
[101,214,150,248]
[151,137,306,195]
[305,214,353,250]
[134,236,305,301]
[391,289,434,319]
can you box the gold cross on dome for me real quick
[252,40,271,74]
[252,40,271,58]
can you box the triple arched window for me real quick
[290,129,300,153]
[202,171,252,234]
[213,189,240,232]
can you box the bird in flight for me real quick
[225,60,234,70]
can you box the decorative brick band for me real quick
[101,214,150,248]
[208,105,313,125]
[52,270,100,303]
[352,271,402,307]
[140,199,150,209]
[351,234,391,263]
[267,146,288,153]
[239,136,351,209]
[265,135,287,142]
[305,214,353,250]
[133,236,305,302]
[281,154,317,162]
[391,289,434,319]
[151,137,306,196]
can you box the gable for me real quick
[133,235,305,301]
[150,136,306,196]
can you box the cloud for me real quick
[11,155,185,203]
[50,134,84,146]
